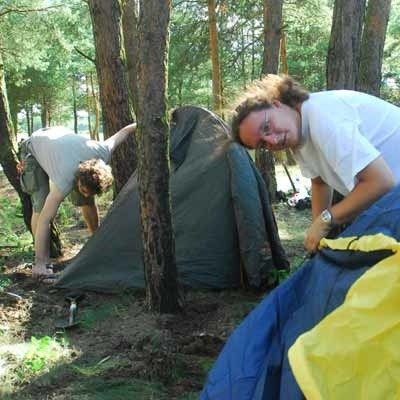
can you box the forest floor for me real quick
[0,166,310,400]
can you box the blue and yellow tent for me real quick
[201,185,400,399]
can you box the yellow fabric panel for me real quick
[288,234,400,400]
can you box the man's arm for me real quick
[304,156,396,253]
[80,203,99,235]
[104,123,136,153]
[33,187,64,278]
[310,176,333,221]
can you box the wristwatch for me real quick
[320,209,334,227]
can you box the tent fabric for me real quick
[200,184,400,400]
[56,106,289,293]
[289,233,400,400]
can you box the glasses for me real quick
[263,110,271,136]
[256,110,271,151]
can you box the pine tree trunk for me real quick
[357,0,391,96]
[258,0,283,203]
[135,0,182,313]
[262,0,283,75]
[87,0,135,193]
[121,0,139,114]
[326,0,366,90]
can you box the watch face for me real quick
[321,210,332,224]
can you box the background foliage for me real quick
[1,0,400,134]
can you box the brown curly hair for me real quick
[230,74,310,145]
[75,159,113,195]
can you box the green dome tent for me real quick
[56,106,289,293]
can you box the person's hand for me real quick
[32,262,54,279]
[304,216,331,253]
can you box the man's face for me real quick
[239,101,300,151]
[77,179,94,198]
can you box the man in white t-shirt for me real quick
[19,124,136,279]
[230,74,399,253]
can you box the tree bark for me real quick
[279,31,296,166]
[135,0,182,313]
[326,0,366,90]
[357,0,391,96]
[262,0,283,75]
[280,31,288,75]
[87,0,136,193]
[258,0,283,203]
[255,150,277,201]
[121,0,139,115]
[207,0,223,116]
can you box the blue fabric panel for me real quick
[201,184,400,400]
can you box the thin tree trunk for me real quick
[251,20,256,80]
[241,27,246,88]
[30,105,34,134]
[41,96,49,128]
[207,0,223,116]
[90,72,100,141]
[26,107,31,136]
[72,76,78,133]
[86,75,93,139]
[136,0,182,313]
[357,0,391,96]
[326,0,366,89]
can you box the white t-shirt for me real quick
[293,91,400,196]
[28,127,112,197]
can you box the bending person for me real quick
[231,74,400,253]
[19,124,136,279]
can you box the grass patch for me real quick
[198,356,215,374]
[0,335,73,395]
[0,276,12,291]
[69,378,167,399]
[176,393,200,400]
[70,356,120,377]
[78,301,123,328]
[231,300,260,322]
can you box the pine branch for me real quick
[0,4,64,18]
[74,47,95,64]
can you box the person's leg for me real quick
[19,154,49,237]
[31,211,40,236]
[80,203,99,235]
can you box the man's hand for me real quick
[304,215,331,253]
[32,262,54,279]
